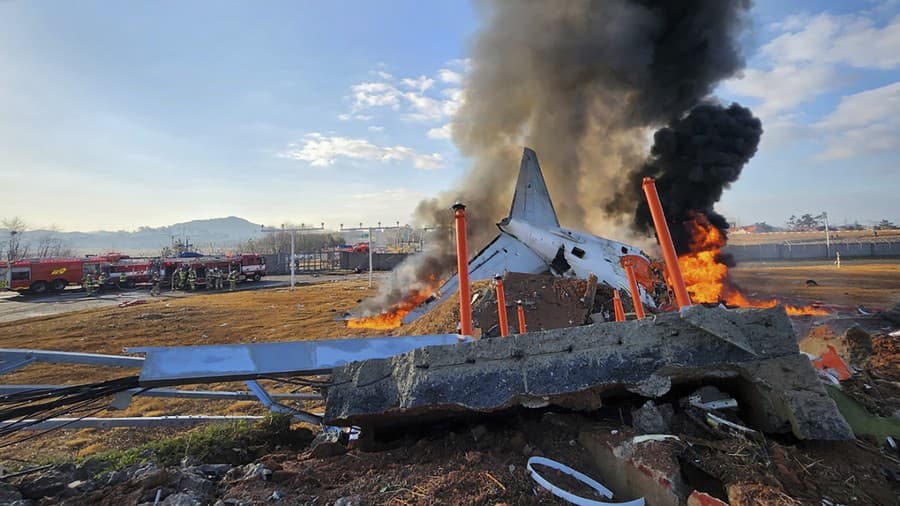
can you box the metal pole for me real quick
[368,227,373,288]
[623,262,646,319]
[516,300,527,334]
[453,202,472,336]
[5,231,14,290]
[613,289,626,322]
[494,274,509,337]
[641,177,692,309]
[290,230,295,291]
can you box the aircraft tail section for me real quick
[507,148,560,228]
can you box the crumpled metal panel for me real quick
[130,334,467,386]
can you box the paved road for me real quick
[0,279,288,324]
[0,273,386,324]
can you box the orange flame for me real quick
[346,289,433,330]
[347,273,441,330]
[677,212,828,316]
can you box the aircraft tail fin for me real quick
[507,148,560,227]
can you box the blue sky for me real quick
[1,0,898,232]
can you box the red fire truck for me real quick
[1,253,266,294]
[0,258,88,294]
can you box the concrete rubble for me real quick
[325,305,854,441]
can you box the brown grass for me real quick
[0,279,388,463]
[730,259,900,309]
[1,261,898,463]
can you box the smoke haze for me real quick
[626,103,763,253]
[360,0,756,314]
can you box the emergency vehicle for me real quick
[1,253,266,294]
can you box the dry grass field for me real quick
[0,279,387,463]
[0,259,898,463]
[730,259,900,309]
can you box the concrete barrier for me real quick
[340,252,410,271]
[724,240,900,261]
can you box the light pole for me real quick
[340,222,405,288]
[261,223,324,290]
[5,230,16,290]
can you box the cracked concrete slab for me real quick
[324,306,852,440]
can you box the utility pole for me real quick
[261,223,324,291]
[5,230,16,290]
[820,212,831,258]
[340,222,405,288]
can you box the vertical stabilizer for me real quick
[508,148,560,227]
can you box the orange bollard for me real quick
[516,300,527,334]
[453,202,473,336]
[494,274,509,337]
[641,177,692,309]
[623,261,646,319]
[613,289,625,322]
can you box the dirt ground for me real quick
[730,259,900,309]
[0,261,899,504]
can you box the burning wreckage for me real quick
[1,145,888,504]
[0,149,854,444]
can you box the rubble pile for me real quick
[398,272,645,337]
[326,306,853,442]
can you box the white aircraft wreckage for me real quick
[0,147,852,451]
[402,147,657,325]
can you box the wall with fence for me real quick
[724,240,900,262]
[340,252,409,271]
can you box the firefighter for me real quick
[150,270,161,296]
[82,273,94,296]
[228,269,237,291]
[97,271,108,293]
[213,268,221,290]
[176,266,187,290]
[118,270,128,290]
[188,268,197,291]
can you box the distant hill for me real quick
[2,216,264,256]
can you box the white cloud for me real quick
[279,133,443,169]
[447,58,473,72]
[367,125,384,133]
[400,75,435,92]
[724,11,900,127]
[350,82,401,111]
[437,68,463,84]
[815,81,900,159]
[342,64,468,130]
[723,64,839,117]
[373,70,393,80]
[427,123,451,139]
[762,12,900,69]
[338,113,373,121]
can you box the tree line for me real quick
[1,217,74,261]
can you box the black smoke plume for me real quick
[359,0,755,316]
[628,103,763,253]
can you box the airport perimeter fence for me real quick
[724,240,900,262]
[262,252,410,274]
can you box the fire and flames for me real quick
[346,289,434,330]
[677,212,828,316]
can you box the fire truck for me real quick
[1,253,266,294]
